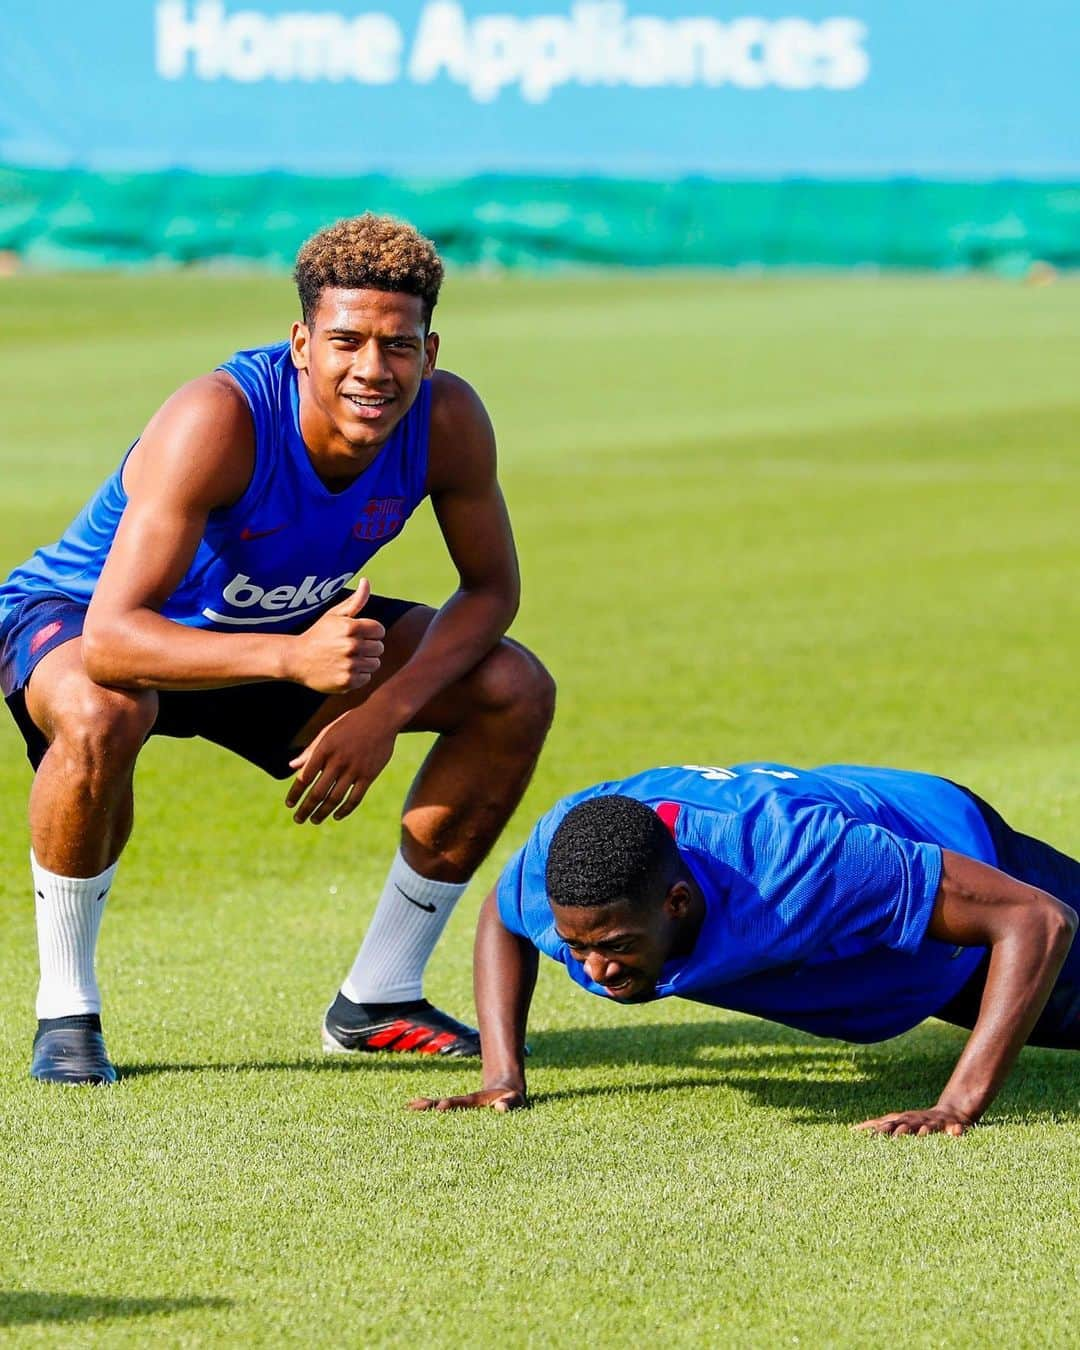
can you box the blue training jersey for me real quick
[0,342,432,633]
[497,762,999,1043]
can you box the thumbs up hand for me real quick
[284,578,385,693]
[327,579,374,620]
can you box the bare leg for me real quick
[397,638,556,881]
[294,606,556,880]
[25,640,157,876]
[303,607,555,1050]
[22,640,157,1081]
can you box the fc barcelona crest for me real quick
[353,497,405,541]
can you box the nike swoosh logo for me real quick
[239,524,287,541]
[395,884,436,913]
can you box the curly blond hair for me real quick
[294,213,445,327]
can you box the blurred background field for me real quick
[2,0,1080,1344]
[0,271,1078,1345]
[2,2,1078,276]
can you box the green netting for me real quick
[1,165,1077,271]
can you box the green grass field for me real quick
[0,271,1078,1346]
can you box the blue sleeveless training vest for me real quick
[0,342,432,632]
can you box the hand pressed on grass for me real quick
[854,1105,976,1137]
[407,1086,527,1113]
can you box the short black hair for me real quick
[545,795,677,910]
[294,212,444,328]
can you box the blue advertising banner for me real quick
[1,1,1075,177]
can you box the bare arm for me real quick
[360,370,520,728]
[286,371,522,821]
[857,849,1077,1136]
[409,888,537,1111]
[82,374,382,693]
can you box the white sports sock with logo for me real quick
[32,852,118,1019]
[341,850,468,1004]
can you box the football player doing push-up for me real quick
[412,761,1079,1135]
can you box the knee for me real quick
[470,641,556,746]
[48,681,157,774]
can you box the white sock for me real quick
[32,852,118,1019]
[340,850,468,1004]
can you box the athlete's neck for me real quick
[298,390,389,489]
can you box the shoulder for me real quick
[426,370,496,493]
[145,371,253,446]
[123,371,254,508]
[429,368,490,432]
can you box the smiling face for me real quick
[290,286,438,472]
[552,881,703,1003]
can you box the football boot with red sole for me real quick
[322,995,481,1057]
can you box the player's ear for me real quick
[290,319,311,371]
[663,881,693,921]
[423,329,439,378]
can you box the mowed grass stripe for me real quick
[0,273,1077,1346]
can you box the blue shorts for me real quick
[1,592,419,780]
[935,788,1080,1049]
